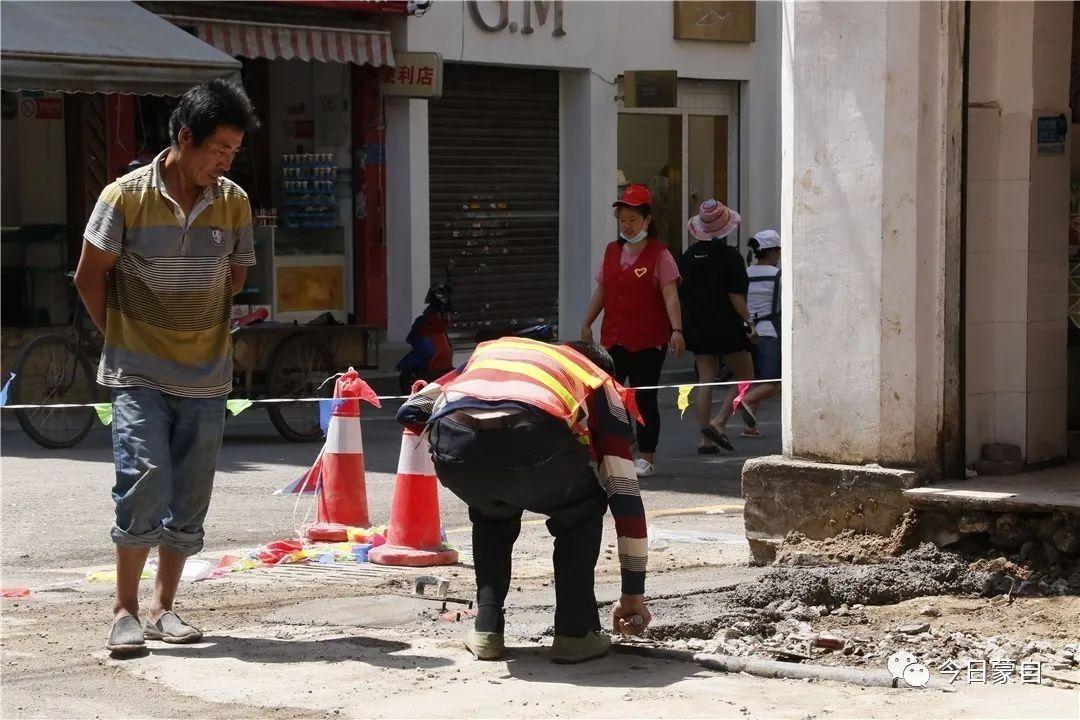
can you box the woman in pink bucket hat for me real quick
[687,198,741,244]
[678,199,757,454]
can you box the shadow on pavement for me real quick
[500,643,709,688]
[148,633,455,670]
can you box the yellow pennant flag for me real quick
[677,385,693,418]
[226,398,253,416]
[93,403,113,426]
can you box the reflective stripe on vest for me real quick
[442,337,617,426]
[468,358,579,415]
[473,339,606,391]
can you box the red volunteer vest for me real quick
[600,239,672,352]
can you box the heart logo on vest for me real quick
[634,267,647,278]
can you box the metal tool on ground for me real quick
[412,574,473,613]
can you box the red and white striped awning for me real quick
[170,17,395,68]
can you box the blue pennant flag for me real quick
[318,398,345,436]
[0,372,14,407]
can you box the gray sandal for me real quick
[143,611,203,644]
[106,615,145,654]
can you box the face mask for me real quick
[620,228,648,244]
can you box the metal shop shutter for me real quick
[428,63,559,341]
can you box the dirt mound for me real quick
[732,543,1010,609]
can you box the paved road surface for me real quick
[1,394,780,579]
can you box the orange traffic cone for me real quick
[302,369,380,542]
[369,426,458,567]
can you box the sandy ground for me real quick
[3,399,1078,718]
[3,515,1078,720]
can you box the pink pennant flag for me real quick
[731,381,752,412]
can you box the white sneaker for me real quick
[633,458,655,478]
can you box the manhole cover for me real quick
[264,595,437,628]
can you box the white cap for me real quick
[751,229,780,250]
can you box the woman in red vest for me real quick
[580,184,684,478]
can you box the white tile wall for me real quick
[993,321,1029,392]
[1026,319,1068,392]
[965,321,996,396]
[994,391,1028,448]
[1027,388,1069,461]
[990,251,1030,322]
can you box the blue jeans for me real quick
[110,387,227,557]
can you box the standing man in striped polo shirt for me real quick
[74,79,260,654]
[398,338,651,664]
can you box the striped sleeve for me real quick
[84,182,124,255]
[396,369,460,431]
[230,198,256,267]
[587,387,647,595]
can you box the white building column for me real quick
[559,70,618,341]
[743,1,964,563]
[384,96,431,346]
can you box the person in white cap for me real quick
[679,199,757,453]
[740,230,782,436]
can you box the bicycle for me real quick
[10,272,104,449]
[12,275,370,448]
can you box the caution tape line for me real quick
[0,378,779,411]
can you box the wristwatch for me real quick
[671,328,683,335]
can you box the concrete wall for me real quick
[384,0,782,342]
[780,1,962,470]
[965,0,1072,465]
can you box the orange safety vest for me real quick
[440,337,640,427]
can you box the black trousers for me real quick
[608,344,666,454]
[429,409,607,637]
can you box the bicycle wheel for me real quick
[12,334,97,449]
[266,333,336,442]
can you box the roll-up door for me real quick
[429,63,559,341]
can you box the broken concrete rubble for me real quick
[633,542,1079,688]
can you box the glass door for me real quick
[688,114,732,235]
[616,113,683,257]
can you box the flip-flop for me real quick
[702,426,734,452]
[742,428,763,439]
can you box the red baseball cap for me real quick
[613,183,652,208]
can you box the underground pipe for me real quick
[613,644,942,690]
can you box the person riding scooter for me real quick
[396,283,455,392]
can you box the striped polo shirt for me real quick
[84,149,256,398]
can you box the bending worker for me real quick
[397,337,651,664]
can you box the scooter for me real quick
[396,282,455,394]
[395,282,557,393]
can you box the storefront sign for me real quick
[1037,114,1068,155]
[674,1,755,43]
[467,1,566,37]
[19,97,63,120]
[383,52,443,99]
[623,70,678,109]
